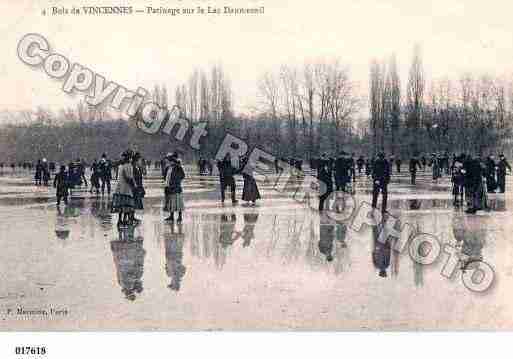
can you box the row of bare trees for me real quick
[258,61,362,157]
[2,48,513,164]
[163,64,234,126]
[370,45,512,157]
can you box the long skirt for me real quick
[133,195,144,210]
[242,176,261,202]
[56,186,69,198]
[167,193,184,212]
[133,187,145,210]
[471,182,487,210]
[91,174,100,189]
[111,193,135,213]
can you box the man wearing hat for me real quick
[217,153,238,204]
[317,153,333,211]
[497,154,511,193]
[99,153,112,196]
[464,153,485,214]
[371,152,390,212]
[485,155,497,193]
[409,154,421,185]
[334,151,351,192]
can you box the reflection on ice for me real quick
[389,197,507,211]
[111,227,145,301]
[452,213,488,272]
[164,223,186,291]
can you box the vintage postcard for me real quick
[0,0,511,339]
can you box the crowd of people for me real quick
[311,150,511,215]
[1,146,511,229]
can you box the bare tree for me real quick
[406,44,425,154]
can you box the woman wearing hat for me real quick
[111,151,136,227]
[241,156,261,206]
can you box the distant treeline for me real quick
[0,112,368,164]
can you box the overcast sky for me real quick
[2,0,513,118]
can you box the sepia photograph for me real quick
[1,0,513,355]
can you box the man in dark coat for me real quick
[35,159,43,186]
[41,159,50,186]
[334,151,351,192]
[465,154,484,214]
[409,155,421,185]
[295,158,303,172]
[396,158,402,173]
[451,154,465,206]
[485,155,497,193]
[99,153,112,196]
[497,154,511,193]
[217,154,238,204]
[317,154,333,212]
[371,152,390,212]
[53,165,69,206]
[421,155,427,171]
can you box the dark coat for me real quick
[409,158,421,173]
[53,171,69,197]
[217,158,237,182]
[485,158,496,177]
[334,157,351,182]
[465,159,483,187]
[498,158,511,176]
[35,163,43,180]
[318,160,333,192]
[372,158,390,184]
[99,159,112,180]
[167,165,185,194]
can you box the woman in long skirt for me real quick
[111,152,136,227]
[164,158,185,222]
[241,158,261,206]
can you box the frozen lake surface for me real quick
[0,167,512,330]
